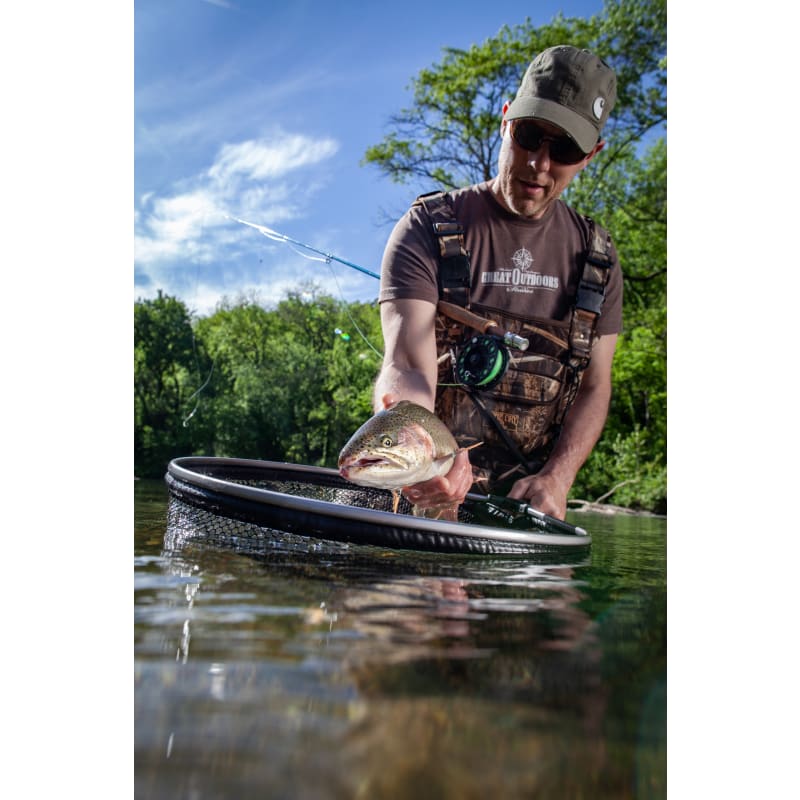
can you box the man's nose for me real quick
[527,141,551,170]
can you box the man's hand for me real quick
[507,471,570,520]
[401,449,474,510]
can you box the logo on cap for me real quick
[592,97,606,120]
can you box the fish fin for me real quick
[412,504,459,521]
[391,489,400,514]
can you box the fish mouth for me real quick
[338,452,406,470]
[338,452,411,483]
[349,457,386,467]
[338,457,380,477]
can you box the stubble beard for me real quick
[494,173,557,220]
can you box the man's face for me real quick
[492,116,602,220]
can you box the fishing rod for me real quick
[231,217,380,279]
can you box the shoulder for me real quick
[555,202,596,241]
[399,182,496,245]
[413,182,493,219]
[452,182,505,222]
[557,202,621,264]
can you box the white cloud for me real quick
[146,190,219,242]
[207,135,338,183]
[134,130,340,292]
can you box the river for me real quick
[134,477,666,799]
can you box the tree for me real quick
[273,286,382,466]
[134,291,205,476]
[192,292,288,460]
[179,287,383,470]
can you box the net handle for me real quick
[464,493,587,537]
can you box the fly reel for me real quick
[455,335,510,390]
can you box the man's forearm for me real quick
[373,298,439,413]
[372,362,436,413]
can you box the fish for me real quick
[338,400,471,517]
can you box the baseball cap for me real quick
[505,45,617,154]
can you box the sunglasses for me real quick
[509,119,588,165]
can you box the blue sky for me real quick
[134,0,607,315]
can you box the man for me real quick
[372,45,622,520]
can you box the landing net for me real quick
[165,457,591,556]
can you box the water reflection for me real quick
[328,564,614,798]
[135,483,666,799]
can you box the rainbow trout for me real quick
[338,400,465,517]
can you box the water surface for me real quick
[135,479,666,799]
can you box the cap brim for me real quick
[505,96,598,154]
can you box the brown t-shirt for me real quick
[379,182,623,336]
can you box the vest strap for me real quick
[568,218,613,363]
[414,191,471,307]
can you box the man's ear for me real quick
[585,139,606,163]
[500,101,510,135]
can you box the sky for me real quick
[134,0,608,316]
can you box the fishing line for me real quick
[182,210,217,427]
[182,360,215,427]
[325,259,384,359]
[232,215,384,358]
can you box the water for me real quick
[135,479,666,799]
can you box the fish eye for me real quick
[381,436,393,447]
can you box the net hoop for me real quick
[165,456,591,555]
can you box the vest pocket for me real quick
[491,354,564,404]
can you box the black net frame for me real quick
[165,457,592,556]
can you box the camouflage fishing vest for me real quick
[414,190,614,493]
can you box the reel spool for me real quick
[455,335,510,390]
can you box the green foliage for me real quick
[575,427,667,513]
[134,291,207,476]
[572,301,667,513]
[134,288,383,478]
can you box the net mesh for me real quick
[165,495,356,555]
